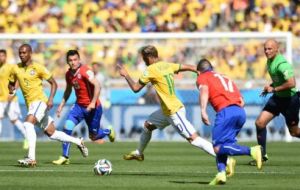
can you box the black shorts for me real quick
[263,93,300,126]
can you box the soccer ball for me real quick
[93,159,112,176]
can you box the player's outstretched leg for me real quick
[123,125,152,161]
[77,137,88,157]
[46,123,89,157]
[53,128,72,165]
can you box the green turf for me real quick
[0,141,300,190]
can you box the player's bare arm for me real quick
[86,77,100,112]
[46,77,57,110]
[240,97,245,107]
[198,84,211,126]
[261,77,296,96]
[272,77,295,92]
[117,64,144,93]
[57,82,72,117]
[178,64,198,73]
[8,81,16,95]
[7,81,19,101]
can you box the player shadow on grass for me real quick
[114,172,202,178]
[43,161,88,165]
[169,180,209,185]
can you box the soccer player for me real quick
[196,58,262,185]
[8,44,88,167]
[52,50,115,165]
[249,39,300,165]
[117,45,218,160]
[0,49,28,149]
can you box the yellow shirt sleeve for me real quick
[37,64,52,80]
[170,63,181,73]
[139,67,151,85]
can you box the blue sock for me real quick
[62,129,72,158]
[256,127,267,155]
[218,143,251,156]
[216,154,227,172]
[95,129,111,140]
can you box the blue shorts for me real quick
[67,103,103,135]
[263,93,300,126]
[212,105,246,147]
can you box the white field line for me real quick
[0,170,296,175]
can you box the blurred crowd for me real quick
[0,0,300,82]
[0,38,281,83]
[1,0,300,34]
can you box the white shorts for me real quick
[147,107,196,139]
[0,101,21,121]
[28,101,53,129]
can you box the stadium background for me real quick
[0,0,299,142]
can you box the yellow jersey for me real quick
[139,61,183,116]
[9,62,52,107]
[0,63,17,102]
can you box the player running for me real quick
[9,44,88,167]
[0,49,28,149]
[196,58,262,185]
[249,39,300,165]
[52,50,115,165]
[117,45,237,169]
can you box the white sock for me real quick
[24,122,36,160]
[191,136,216,157]
[137,127,152,154]
[0,119,2,134]
[14,120,27,138]
[50,130,81,146]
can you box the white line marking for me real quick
[0,170,296,175]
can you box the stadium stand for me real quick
[0,0,299,81]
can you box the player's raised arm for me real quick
[117,64,145,93]
[178,64,198,73]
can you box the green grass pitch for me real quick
[0,141,299,190]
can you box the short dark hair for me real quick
[0,49,6,54]
[197,58,213,72]
[20,44,32,52]
[66,50,80,61]
[140,45,158,58]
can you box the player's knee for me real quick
[44,122,56,137]
[144,121,156,132]
[255,119,266,129]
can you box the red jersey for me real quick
[66,64,100,107]
[196,71,242,112]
